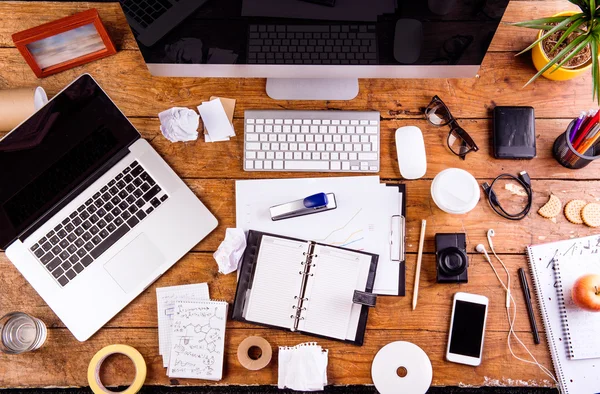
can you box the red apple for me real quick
[571,274,600,312]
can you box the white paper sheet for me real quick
[235,176,402,295]
[167,300,228,380]
[244,236,309,329]
[197,99,235,142]
[299,244,371,340]
[156,283,210,367]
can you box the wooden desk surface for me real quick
[0,0,598,389]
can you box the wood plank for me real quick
[2,118,596,180]
[2,178,593,254]
[127,117,600,180]
[0,49,595,119]
[0,2,138,50]
[0,252,546,334]
[0,328,554,388]
[491,1,581,52]
[167,179,600,253]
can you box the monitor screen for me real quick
[122,0,509,69]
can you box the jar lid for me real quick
[431,168,480,214]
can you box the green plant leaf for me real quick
[523,34,587,87]
[546,34,588,72]
[551,36,591,70]
[510,16,571,28]
[550,18,586,53]
[569,0,589,14]
[591,42,600,103]
[515,13,584,56]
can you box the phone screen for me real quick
[449,300,487,357]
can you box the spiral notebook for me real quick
[527,234,600,394]
[232,230,378,345]
[554,256,600,360]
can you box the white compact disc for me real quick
[371,341,432,394]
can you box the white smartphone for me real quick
[446,292,489,366]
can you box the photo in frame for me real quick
[12,9,116,78]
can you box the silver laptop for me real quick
[1,74,217,341]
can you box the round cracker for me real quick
[538,194,562,218]
[564,200,587,224]
[582,203,600,228]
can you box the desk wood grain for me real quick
[0,0,597,389]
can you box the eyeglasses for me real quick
[424,95,479,160]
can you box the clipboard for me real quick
[386,184,406,296]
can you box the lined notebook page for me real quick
[555,255,600,360]
[245,236,309,329]
[299,244,371,340]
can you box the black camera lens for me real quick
[438,246,467,276]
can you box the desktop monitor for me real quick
[120,0,510,100]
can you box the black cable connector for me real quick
[481,172,533,221]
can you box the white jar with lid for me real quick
[431,168,480,214]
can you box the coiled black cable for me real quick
[481,171,533,221]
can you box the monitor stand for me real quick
[266,78,359,100]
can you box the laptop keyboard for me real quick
[28,161,169,287]
[247,24,378,64]
[120,0,174,28]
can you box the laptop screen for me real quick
[0,75,139,249]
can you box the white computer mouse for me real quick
[395,126,427,179]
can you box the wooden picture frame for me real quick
[12,9,116,78]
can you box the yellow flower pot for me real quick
[531,11,592,81]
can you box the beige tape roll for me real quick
[237,336,272,371]
[88,344,147,394]
[0,87,48,131]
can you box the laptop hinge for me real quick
[18,147,131,243]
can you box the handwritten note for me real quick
[167,300,228,380]
[156,283,210,367]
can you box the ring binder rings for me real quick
[233,230,379,345]
[235,177,406,296]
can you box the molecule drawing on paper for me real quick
[168,302,227,380]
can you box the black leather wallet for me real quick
[493,106,536,159]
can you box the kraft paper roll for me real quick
[0,87,48,132]
[237,336,272,371]
[88,344,147,394]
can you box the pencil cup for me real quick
[553,120,600,169]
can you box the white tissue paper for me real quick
[158,107,199,142]
[278,343,328,391]
[213,228,247,275]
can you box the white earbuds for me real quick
[478,230,510,308]
[487,229,495,251]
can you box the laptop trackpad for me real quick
[104,233,165,293]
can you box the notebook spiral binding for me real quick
[527,249,567,394]
[553,262,575,360]
[290,242,317,331]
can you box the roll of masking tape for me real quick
[237,336,272,371]
[88,344,147,394]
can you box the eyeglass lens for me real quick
[425,100,452,126]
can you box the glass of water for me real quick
[0,312,47,354]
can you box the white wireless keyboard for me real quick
[244,110,380,172]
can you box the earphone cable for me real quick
[482,237,560,391]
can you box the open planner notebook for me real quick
[527,234,600,394]
[232,230,378,345]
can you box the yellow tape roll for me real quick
[88,345,147,394]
